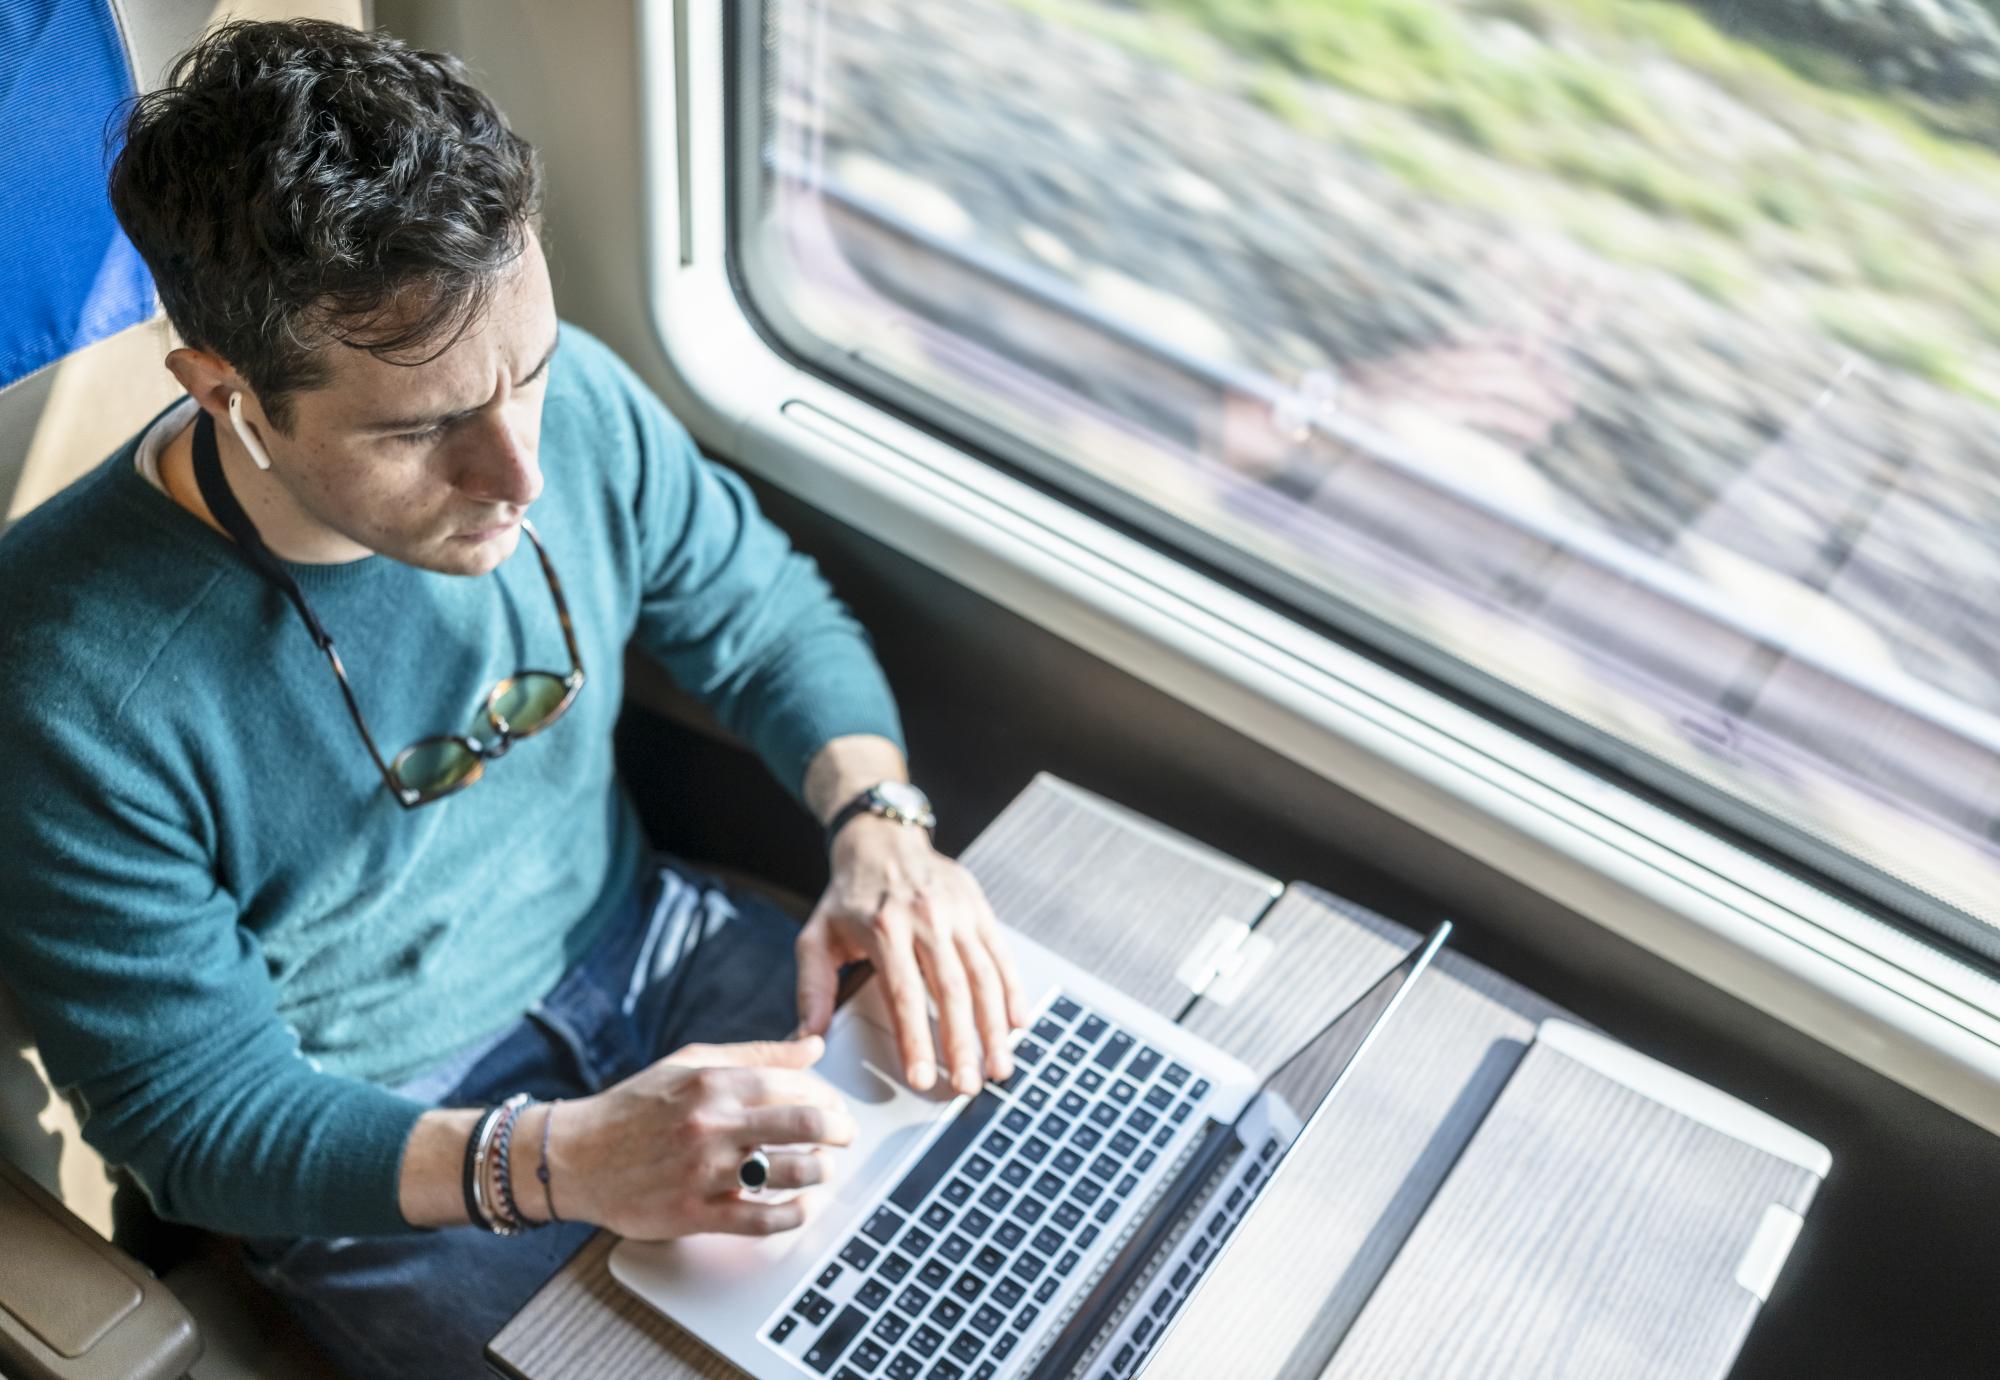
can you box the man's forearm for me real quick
[404,1097,601,1235]
[399,1107,483,1228]
[401,1101,575,1230]
[802,734,909,827]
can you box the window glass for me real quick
[735,0,2000,947]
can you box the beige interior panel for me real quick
[5,318,182,523]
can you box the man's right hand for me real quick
[398,1035,855,1237]
[547,1035,856,1240]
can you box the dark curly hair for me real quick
[108,19,543,433]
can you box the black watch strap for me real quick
[824,792,874,850]
[824,785,932,852]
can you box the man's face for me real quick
[264,238,561,577]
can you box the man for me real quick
[0,18,1025,1378]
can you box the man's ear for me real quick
[163,346,239,423]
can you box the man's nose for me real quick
[461,411,543,508]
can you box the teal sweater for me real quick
[0,325,904,1238]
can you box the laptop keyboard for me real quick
[1084,1126,1281,1379]
[761,992,1213,1378]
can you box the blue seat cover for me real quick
[0,0,154,391]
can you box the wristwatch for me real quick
[825,781,936,851]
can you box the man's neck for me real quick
[156,413,371,564]
[157,419,226,537]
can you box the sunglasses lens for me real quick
[490,672,571,736]
[395,738,481,799]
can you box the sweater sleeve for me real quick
[0,712,429,1240]
[604,350,907,804]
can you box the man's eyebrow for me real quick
[359,331,561,433]
[517,332,561,389]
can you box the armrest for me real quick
[622,648,746,749]
[0,1158,200,1380]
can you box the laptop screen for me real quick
[1247,920,1454,1142]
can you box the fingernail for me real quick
[957,1064,980,1093]
[910,1061,935,1090]
[995,1055,1015,1081]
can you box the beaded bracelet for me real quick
[492,1094,546,1233]
[483,1093,533,1236]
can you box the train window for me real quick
[726,0,2000,955]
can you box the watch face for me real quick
[875,781,930,815]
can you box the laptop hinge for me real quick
[1173,917,1274,1006]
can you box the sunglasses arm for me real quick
[520,519,587,689]
[321,642,424,808]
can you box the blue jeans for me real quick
[237,853,807,1380]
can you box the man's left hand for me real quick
[794,816,1029,1095]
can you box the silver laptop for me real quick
[609,918,1452,1380]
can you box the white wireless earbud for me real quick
[227,391,274,472]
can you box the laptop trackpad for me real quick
[610,979,957,1285]
[817,978,958,1187]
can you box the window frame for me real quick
[631,0,2000,1136]
[724,1,2000,965]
